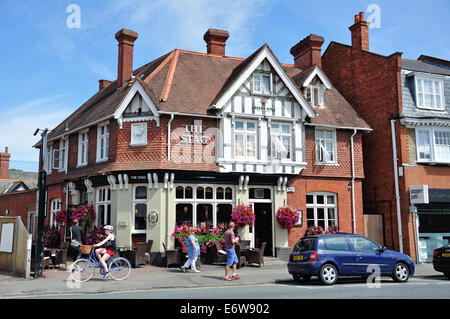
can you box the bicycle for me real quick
[69,245,132,282]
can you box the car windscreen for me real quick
[293,238,316,252]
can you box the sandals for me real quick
[224,276,234,281]
[232,274,240,280]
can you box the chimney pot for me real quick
[290,34,324,68]
[0,146,11,180]
[203,29,229,56]
[115,28,138,87]
[349,12,370,51]
[98,79,112,91]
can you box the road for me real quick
[15,276,450,299]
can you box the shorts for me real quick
[226,248,238,267]
[105,249,116,257]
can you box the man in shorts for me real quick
[224,222,240,281]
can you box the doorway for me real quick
[253,203,273,256]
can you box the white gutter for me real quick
[350,129,357,234]
[167,113,175,161]
[390,119,404,253]
[304,122,372,132]
[158,111,221,119]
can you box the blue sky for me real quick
[0,0,448,171]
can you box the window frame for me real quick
[130,122,148,146]
[49,198,62,228]
[252,73,273,95]
[415,76,445,111]
[415,126,450,163]
[270,122,292,160]
[78,130,89,167]
[234,119,258,160]
[305,84,325,108]
[96,123,110,163]
[96,186,111,226]
[58,137,69,172]
[315,128,338,164]
[133,184,148,234]
[306,192,338,230]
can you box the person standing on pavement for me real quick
[224,222,240,281]
[70,219,84,261]
[181,226,200,273]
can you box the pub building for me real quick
[38,28,370,263]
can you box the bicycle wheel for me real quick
[70,259,95,283]
[109,257,131,281]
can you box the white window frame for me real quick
[78,130,89,167]
[46,144,53,174]
[252,73,273,95]
[415,76,445,111]
[270,122,292,160]
[234,119,258,159]
[49,198,62,228]
[315,128,338,164]
[305,84,325,108]
[130,122,148,146]
[133,184,147,234]
[96,123,109,162]
[416,126,450,163]
[306,192,338,229]
[96,186,111,226]
[58,137,68,172]
[175,185,234,228]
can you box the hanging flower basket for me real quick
[71,204,96,229]
[306,225,339,235]
[54,209,66,226]
[85,225,107,245]
[276,206,299,229]
[230,204,255,229]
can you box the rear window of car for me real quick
[323,236,350,251]
[293,238,316,252]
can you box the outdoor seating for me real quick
[162,242,180,268]
[120,242,147,268]
[214,242,228,265]
[54,242,69,268]
[235,244,246,268]
[145,240,153,264]
[246,242,266,267]
[239,240,251,256]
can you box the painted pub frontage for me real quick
[37,28,370,263]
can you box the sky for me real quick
[0,0,448,172]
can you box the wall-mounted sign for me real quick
[410,185,429,204]
[429,189,450,203]
[180,124,210,145]
[148,211,159,226]
[294,209,303,227]
[287,187,295,193]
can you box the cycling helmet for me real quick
[104,225,114,231]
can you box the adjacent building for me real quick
[322,12,450,262]
[31,27,370,263]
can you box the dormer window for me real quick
[305,82,325,108]
[253,73,272,95]
[415,76,444,111]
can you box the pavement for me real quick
[0,258,446,298]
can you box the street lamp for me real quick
[33,128,48,278]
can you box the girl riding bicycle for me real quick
[94,225,117,279]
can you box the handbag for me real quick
[70,228,81,249]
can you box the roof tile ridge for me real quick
[160,49,180,102]
[177,49,246,61]
[144,50,175,84]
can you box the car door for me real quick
[347,236,391,275]
[321,236,359,276]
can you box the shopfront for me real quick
[411,186,450,262]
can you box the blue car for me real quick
[288,233,415,285]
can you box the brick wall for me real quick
[0,189,37,228]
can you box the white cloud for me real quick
[0,95,72,164]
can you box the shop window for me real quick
[217,204,233,226]
[185,186,193,199]
[196,204,213,226]
[306,192,337,229]
[216,187,224,200]
[225,187,233,200]
[133,185,147,233]
[176,186,184,199]
[197,187,204,199]
[205,187,213,199]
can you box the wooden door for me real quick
[364,214,385,246]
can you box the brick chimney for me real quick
[115,28,138,87]
[98,79,112,91]
[349,12,370,51]
[0,147,11,180]
[290,34,324,68]
[203,29,229,56]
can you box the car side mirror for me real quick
[379,246,387,253]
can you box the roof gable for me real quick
[210,44,316,118]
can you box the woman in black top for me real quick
[70,219,84,261]
[94,225,117,279]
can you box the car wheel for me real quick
[392,262,410,282]
[319,264,338,285]
[293,274,311,283]
[444,272,450,280]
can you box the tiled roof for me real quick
[46,45,370,142]
[402,59,450,76]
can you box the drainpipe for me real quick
[390,119,403,253]
[167,113,175,161]
[350,129,357,234]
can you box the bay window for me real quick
[417,127,450,162]
[415,76,444,111]
[234,120,257,159]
